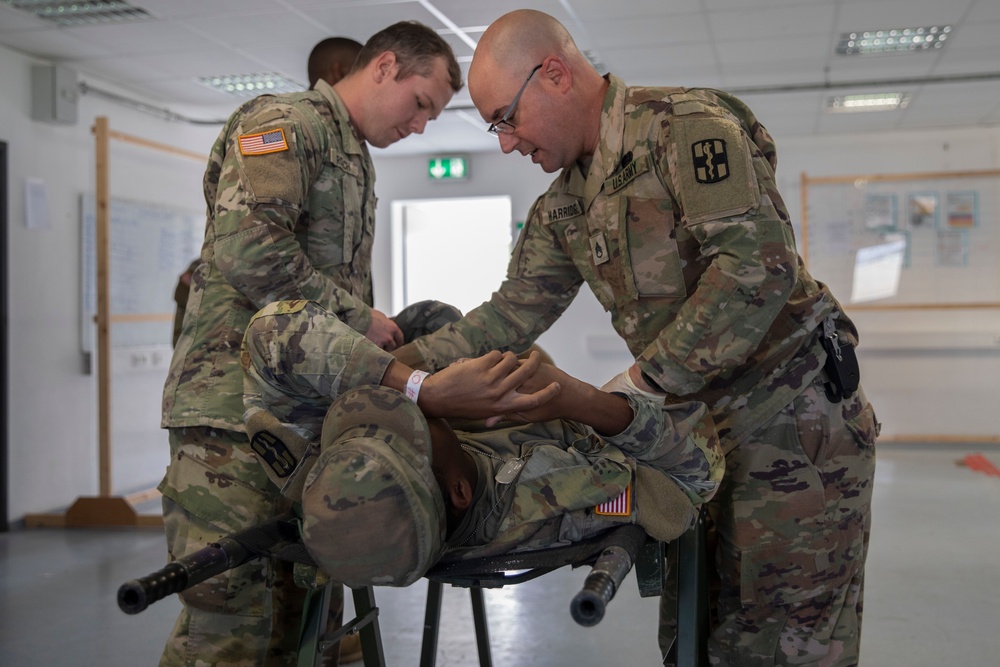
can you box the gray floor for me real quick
[1,442,998,666]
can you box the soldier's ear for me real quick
[371,51,397,84]
[449,478,474,511]
[541,56,570,92]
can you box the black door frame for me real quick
[1,140,9,532]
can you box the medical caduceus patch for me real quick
[691,138,729,184]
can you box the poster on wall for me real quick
[935,230,969,267]
[904,192,938,229]
[944,191,978,228]
[863,193,896,230]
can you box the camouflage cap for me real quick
[300,385,447,587]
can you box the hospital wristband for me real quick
[404,370,429,403]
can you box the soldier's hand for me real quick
[365,309,405,351]
[418,350,560,422]
[502,361,635,435]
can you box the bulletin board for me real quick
[81,193,203,352]
[800,169,1000,311]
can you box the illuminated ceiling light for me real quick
[4,0,152,26]
[196,73,304,98]
[837,25,952,55]
[826,93,912,113]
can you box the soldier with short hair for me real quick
[389,9,880,666]
[240,300,724,585]
[307,36,363,90]
[158,21,493,667]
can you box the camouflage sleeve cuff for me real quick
[597,393,665,457]
[601,393,724,505]
[342,301,373,336]
[636,354,705,397]
[412,334,475,373]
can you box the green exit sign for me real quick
[428,155,469,181]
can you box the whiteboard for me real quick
[81,194,204,352]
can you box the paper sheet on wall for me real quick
[850,235,906,303]
[24,178,50,230]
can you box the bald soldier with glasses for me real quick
[392,9,879,667]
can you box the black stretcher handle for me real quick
[117,536,252,614]
[570,543,634,626]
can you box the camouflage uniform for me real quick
[399,75,880,665]
[443,398,721,560]
[158,78,376,667]
[242,300,724,577]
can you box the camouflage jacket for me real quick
[446,395,722,559]
[408,75,857,446]
[162,80,377,431]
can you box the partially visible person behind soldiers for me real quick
[157,21,494,667]
[240,299,724,585]
[308,36,363,90]
[390,9,880,666]
[170,258,200,347]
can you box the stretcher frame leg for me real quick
[668,509,708,667]
[419,581,494,667]
[298,584,386,667]
[419,581,443,667]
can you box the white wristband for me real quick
[404,370,429,403]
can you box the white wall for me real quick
[4,36,999,521]
[2,44,219,520]
[773,127,1000,440]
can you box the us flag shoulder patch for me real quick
[594,484,631,517]
[239,128,288,155]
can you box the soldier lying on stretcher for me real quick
[241,300,724,587]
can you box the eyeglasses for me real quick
[487,63,543,136]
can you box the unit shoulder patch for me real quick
[250,430,297,478]
[691,138,729,184]
[672,116,758,223]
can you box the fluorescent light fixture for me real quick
[837,26,951,55]
[826,93,911,113]
[5,0,151,26]
[196,73,305,98]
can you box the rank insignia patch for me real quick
[691,139,729,184]
[590,232,609,266]
[239,128,288,155]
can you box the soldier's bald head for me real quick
[469,10,581,98]
[468,10,607,168]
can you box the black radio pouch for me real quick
[820,318,859,403]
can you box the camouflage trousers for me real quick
[659,374,878,666]
[158,427,344,667]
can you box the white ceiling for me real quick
[2,0,1000,156]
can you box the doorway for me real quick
[391,196,513,316]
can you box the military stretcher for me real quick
[117,509,708,667]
